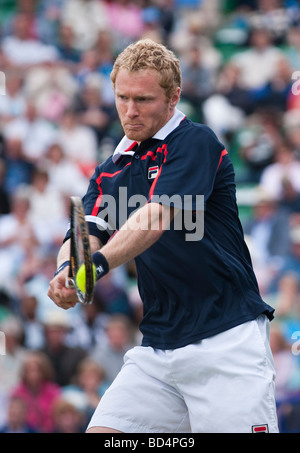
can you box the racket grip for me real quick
[65,277,75,289]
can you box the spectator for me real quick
[180,43,216,121]
[1,13,59,67]
[103,0,145,51]
[0,396,37,433]
[52,397,85,433]
[0,189,38,298]
[267,273,300,322]
[171,12,221,71]
[41,311,87,387]
[65,297,110,350]
[20,294,45,350]
[0,70,26,124]
[21,254,67,327]
[74,74,116,146]
[2,0,41,40]
[27,166,67,247]
[202,93,246,145]
[63,358,109,423]
[11,351,61,433]
[285,26,300,70]
[44,143,89,198]
[93,30,116,107]
[270,324,300,402]
[235,110,282,183]
[14,234,42,304]
[90,314,136,384]
[24,61,78,122]
[36,0,65,45]
[56,24,81,65]
[255,57,294,112]
[214,62,255,115]
[141,6,167,45]
[244,187,291,293]
[2,101,57,164]
[2,0,61,46]
[1,137,34,195]
[75,48,101,88]
[278,172,300,215]
[271,224,300,289]
[249,0,291,45]
[283,111,300,159]
[61,0,108,52]
[0,316,27,394]
[260,141,300,202]
[55,107,98,174]
[75,358,108,400]
[231,27,284,92]
[0,316,28,427]
[154,0,176,45]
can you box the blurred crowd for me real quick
[1,0,300,433]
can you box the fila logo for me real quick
[148,166,159,180]
[252,424,269,433]
[96,265,104,277]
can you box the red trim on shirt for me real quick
[148,144,168,200]
[125,141,138,152]
[217,149,228,171]
[91,162,131,216]
[141,146,165,161]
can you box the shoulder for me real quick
[91,156,115,178]
[168,118,224,153]
[174,118,222,140]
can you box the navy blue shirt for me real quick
[68,110,274,349]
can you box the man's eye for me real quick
[137,97,151,103]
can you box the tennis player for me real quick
[48,39,279,433]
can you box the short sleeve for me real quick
[63,165,114,245]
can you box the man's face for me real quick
[115,68,179,142]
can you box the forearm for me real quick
[99,202,174,270]
[57,240,70,267]
[57,236,103,268]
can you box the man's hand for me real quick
[47,266,78,310]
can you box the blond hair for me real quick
[111,39,181,100]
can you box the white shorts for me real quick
[87,315,279,433]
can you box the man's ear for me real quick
[169,87,181,109]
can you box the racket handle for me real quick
[65,277,75,289]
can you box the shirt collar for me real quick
[112,108,186,163]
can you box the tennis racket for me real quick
[66,196,95,305]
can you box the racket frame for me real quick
[66,196,94,305]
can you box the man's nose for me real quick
[127,100,139,117]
